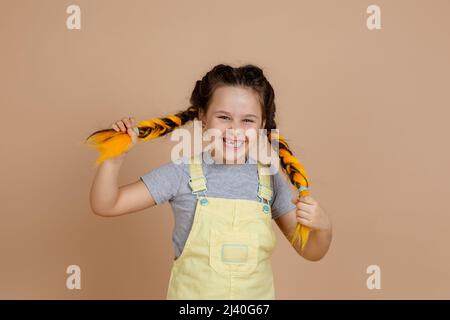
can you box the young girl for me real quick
[87,64,332,299]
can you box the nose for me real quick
[224,126,245,140]
[227,119,244,131]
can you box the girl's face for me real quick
[199,85,265,164]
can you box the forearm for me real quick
[89,155,126,215]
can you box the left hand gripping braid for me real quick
[291,187,311,252]
[270,131,311,252]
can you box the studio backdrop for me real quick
[1,0,449,299]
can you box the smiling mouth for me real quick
[223,137,246,149]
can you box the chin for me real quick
[219,147,249,164]
[210,135,251,164]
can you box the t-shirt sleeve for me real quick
[270,170,297,220]
[140,161,184,205]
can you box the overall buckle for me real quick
[257,194,271,214]
[188,176,207,189]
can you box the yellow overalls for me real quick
[166,154,277,300]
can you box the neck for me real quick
[208,149,248,164]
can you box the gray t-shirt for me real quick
[140,150,297,258]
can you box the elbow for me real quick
[90,206,109,217]
[299,247,332,262]
[90,205,122,217]
[297,246,330,262]
[301,253,325,262]
[89,195,115,217]
[90,202,113,217]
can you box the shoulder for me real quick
[139,155,191,205]
[140,154,192,185]
[268,165,297,219]
[270,165,288,190]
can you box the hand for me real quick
[291,195,331,232]
[111,116,138,155]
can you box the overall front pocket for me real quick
[209,229,259,276]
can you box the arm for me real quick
[275,198,332,261]
[89,154,156,217]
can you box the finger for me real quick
[297,217,313,227]
[291,196,299,205]
[112,123,120,132]
[296,201,315,213]
[299,195,316,205]
[130,117,136,126]
[127,128,137,144]
[127,117,134,129]
[296,209,312,221]
[116,121,127,132]
[122,117,132,129]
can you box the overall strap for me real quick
[188,154,272,203]
[188,154,207,193]
[257,162,273,203]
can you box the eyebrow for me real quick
[214,110,258,118]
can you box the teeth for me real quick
[224,138,244,148]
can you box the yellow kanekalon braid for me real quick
[269,131,311,252]
[84,107,197,165]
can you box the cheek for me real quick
[203,120,226,144]
[206,119,226,132]
[244,125,261,142]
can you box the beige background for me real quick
[1,0,449,299]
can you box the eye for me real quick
[243,119,255,123]
[218,115,230,120]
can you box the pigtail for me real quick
[84,106,198,165]
[269,131,311,252]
